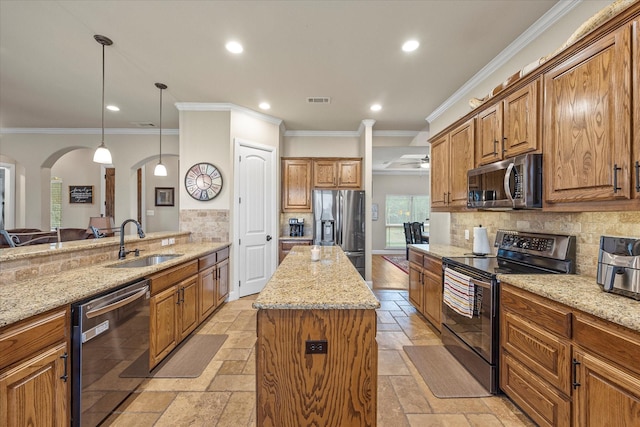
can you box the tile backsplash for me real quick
[451,211,640,278]
[279,213,314,238]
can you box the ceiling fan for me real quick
[400,154,430,168]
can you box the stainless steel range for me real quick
[441,230,576,394]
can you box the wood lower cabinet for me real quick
[313,158,362,189]
[544,24,631,205]
[408,248,442,332]
[256,308,377,426]
[0,309,69,427]
[501,282,640,427]
[199,247,230,322]
[216,256,229,307]
[150,285,180,368]
[177,275,199,342]
[282,158,313,212]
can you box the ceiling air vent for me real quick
[306,97,331,104]
[131,122,157,128]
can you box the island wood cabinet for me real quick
[408,248,442,332]
[313,158,362,189]
[431,118,475,210]
[149,260,199,368]
[279,238,313,264]
[282,158,313,212]
[198,247,230,322]
[0,308,69,427]
[256,309,377,426]
[476,79,540,166]
[543,24,632,205]
[500,283,640,427]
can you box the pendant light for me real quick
[93,35,113,164]
[153,83,168,176]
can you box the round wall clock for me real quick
[184,162,223,201]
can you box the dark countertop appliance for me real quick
[442,230,576,394]
[597,235,640,300]
[289,218,304,237]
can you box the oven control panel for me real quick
[499,233,554,253]
[495,230,575,263]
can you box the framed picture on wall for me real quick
[155,187,175,206]
[69,185,93,204]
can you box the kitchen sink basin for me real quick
[107,254,184,268]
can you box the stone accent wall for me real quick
[451,211,640,278]
[180,209,230,243]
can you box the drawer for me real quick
[149,260,198,295]
[198,252,217,271]
[501,310,571,394]
[423,254,442,276]
[500,352,571,427]
[280,240,312,251]
[501,284,572,338]
[0,308,68,369]
[217,246,230,262]
[573,312,640,377]
[408,249,423,266]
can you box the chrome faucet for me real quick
[118,219,145,259]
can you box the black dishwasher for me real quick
[71,279,150,426]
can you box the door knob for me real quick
[266,235,272,241]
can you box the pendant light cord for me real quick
[101,42,105,143]
[159,86,163,163]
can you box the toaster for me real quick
[596,236,640,300]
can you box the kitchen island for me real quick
[253,245,380,427]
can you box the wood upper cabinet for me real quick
[313,158,362,189]
[544,24,632,204]
[431,118,474,210]
[0,309,69,427]
[476,79,539,167]
[282,158,313,212]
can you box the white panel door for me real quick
[237,141,275,297]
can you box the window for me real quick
[385,195,429,248]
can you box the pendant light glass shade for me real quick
[154,82,168,176]
[93,35,113,165]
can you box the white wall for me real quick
[0,131,179,230]
[429,0,614,135]
[283,135,362,157]
[144,155,180,232]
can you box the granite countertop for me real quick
[0,241,230,328]
[408,243,471,259]
[499,274,640,333]
[253,245,380,310]
[279,236,314,240]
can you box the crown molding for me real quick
[284,129,419,138]
[174,102,283,126]
[0,128,180,135]
[425,0,582,123]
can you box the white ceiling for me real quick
[0,0,561,134]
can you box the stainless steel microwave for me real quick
[467,153,542,209]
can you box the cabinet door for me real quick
[544,25,631,203]
[282,159,312,212]
[199,266,216,323]
[0,343,69,427]
[423,271,442,332]
[431,135,449,208]
[633,18,640,198]
[336,160,361,188]
[503,79,539,158]
[313,159,337,188]
[216,258,230,307]
[573,348,640,427]
[449,119,475,207]
[408,263,423,313]
[476,103,503,166]
[178,276,199,342]
[150,286,179,368]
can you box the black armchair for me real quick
[411,222,429,244]
[403,222,413,259]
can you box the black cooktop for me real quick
[444,256,556,276]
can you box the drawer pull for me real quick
[60,352,69,382]
[572,358,581,389]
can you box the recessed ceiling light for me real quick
[370,104,382,112]
[402,40,420,52]
[259,102,271,110]
[106,105,120,111]
[226,41,243,54]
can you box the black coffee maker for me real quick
[289,218,304,237]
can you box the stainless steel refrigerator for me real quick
[313,189,365,277]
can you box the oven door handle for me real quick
[85,286,149,319]
[470,278,491,290]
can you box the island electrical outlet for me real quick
[306,340,328,354]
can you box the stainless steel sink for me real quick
[106,254,184,268]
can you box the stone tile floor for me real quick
[105,290,534,426]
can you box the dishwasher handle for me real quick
[85,286,149,319]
